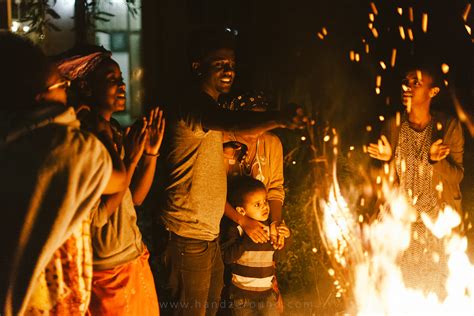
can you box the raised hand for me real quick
[430,139,450,162]
[368,135,393,161]
[144,107,165,156]
[124,117,148,165]
[271,220,291,250]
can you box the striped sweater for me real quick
[221,219,276,295]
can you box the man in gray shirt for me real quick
[158,29,294,315]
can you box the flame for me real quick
[318,173,474,315]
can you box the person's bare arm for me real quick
[95,131,127,194]
[131,108,165,205]
[202,109,290,134]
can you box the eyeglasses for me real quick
[47,80,71,91]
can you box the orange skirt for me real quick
[88,249,159,315]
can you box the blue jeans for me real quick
[160,232,224,316]
[230,291,280,316]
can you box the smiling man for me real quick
[157,28,298,316]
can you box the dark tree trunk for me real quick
[74,0,88,46]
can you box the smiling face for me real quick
[89,59,126,115]
[196,48,235,100]
[401,70,439,109]
[240,188,270,222]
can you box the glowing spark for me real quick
[384,163,389,174]
[441,63,450,74]
[399,26,406,40]
[408,7,414,22]
[369,13,375,22]
[390,49,397,67]
[463,3,471,22]
[368,22,373,30]
[375,87,381,95]
[350,50,355,61]
[363,145,368,153]
[312,247,318,253]
[350,146,355,151]
[365,43,370,54]
[407,28,414,41]
[376,75,382,87]
[301,136,307,141]
[355,53,360,62]
[366,125,372,132]
[317,32,324,40]
[311,119,316,125]
[379,115,385,122]
[386,97,391,105]
[328,268,335,276]
[444,80,449,87]
[371,27,379,38]
[324,135,330,142]
[379,61,387,70]
[422,13,428,33]
[376,176,382,184]
[437,122,443,131]
[397,7,403,15]
[359,214,364,223]
[370,2,378,15]
[465,24,472,35]
[292,160,296,165]
[322,27,328,35]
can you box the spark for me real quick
[376,176,382,184]
[312,247,318,253]
[328,268,335,276]
[371,27,379,38]
[379,115,385,122]
[399,26,406,40]
[359,214,364,223]
[397,7,403,15]
[292,160,297,165]
[322,27,328,35]
[369,13,375,22]
[386,96,391,105]
[384,163,389,174]
[408,7,414,22]
[379,61,387,70]
[366,125,372,132]
[441,63,450,74]
[317,32,324,40]
[301,136,307,141]
[370,2,378,15]
[422,13,428,33]
[349,146,355,151]
[355,53,360,62]
[465,24,472,35]
[437,122,443,131]
[390,49,397,67]
[362,145,368,153]
[324,135,330,142]
[375,87,381,95]
[365,43,370,54]
[463,3,471,22]
[407,28,414,41]
[368,22,373,29]
[350,50,355,61]
[376,75,382,87]
[444,80,449,87]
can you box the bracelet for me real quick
[144,152,160,157]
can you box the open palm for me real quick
[145,107,165,155]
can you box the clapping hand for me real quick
[368,135,393,161]
[430,139,450,162]
[124,117,148,165]
[144,107,165,156]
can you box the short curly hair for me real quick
[227,176,266,209]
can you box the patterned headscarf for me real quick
[57,50,112,81]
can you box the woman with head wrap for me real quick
[0,33,126,316]
[57,46,163,315]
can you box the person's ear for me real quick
[192,62,202,76]
[236,206,246,216]
[429,87,440,98]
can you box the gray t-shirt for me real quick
[161,92,227,240]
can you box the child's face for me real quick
[242,188,269,222]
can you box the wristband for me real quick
[144,152,160,157]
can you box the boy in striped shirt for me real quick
[221,176,290,315]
